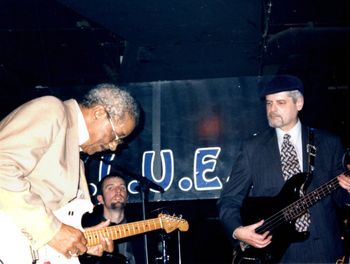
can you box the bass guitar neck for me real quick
[233,170,349,264]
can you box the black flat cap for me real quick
[261,75,304,97]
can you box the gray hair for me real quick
[287,90,303,103]
[80,83,139,124]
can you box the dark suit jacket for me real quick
[217,125,350,263]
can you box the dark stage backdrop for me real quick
[83,76,269,203]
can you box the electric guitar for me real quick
[0,199,189,264]
[232,170,349,264]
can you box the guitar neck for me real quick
[84,217,162,246]
[284,176,339,221]
[294,169,349,215]
[257,172,347,234]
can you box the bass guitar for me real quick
[233,170,349,264]
[0,199,189,264]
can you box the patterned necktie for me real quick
[281,134,300,180]
[280,134,311,232]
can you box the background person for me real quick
[79,174,146,264]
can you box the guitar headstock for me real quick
[158,213,189,233]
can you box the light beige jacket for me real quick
[0,96,90,249]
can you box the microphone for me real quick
[83,153,164,193]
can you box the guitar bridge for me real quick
[30,246,39,264]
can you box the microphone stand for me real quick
[117,168,165,264]
[132,174,164,264]
[158,232,170,264]
[137,180,151,264]
[110,169,165,264]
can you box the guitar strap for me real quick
[307,127,316,174]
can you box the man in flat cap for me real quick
[218,75,350,263]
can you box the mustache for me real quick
[268,112,281,118]
[113,194,125,200]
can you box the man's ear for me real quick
[97,194,104,204]
[296,97,304,111]
[92,105,107,120]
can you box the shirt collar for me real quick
[73,101,89,146]
[276,119,302,146]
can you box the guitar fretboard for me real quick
[84,217,162,246]
[283,177,339,221]
[257,170,349,234]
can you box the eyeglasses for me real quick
[106,113,124,145]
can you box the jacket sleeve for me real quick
[0,96,64,249]
[217,143,253,244]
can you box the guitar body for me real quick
[0,199,93,264]
[0,210,36,264]
[0,199,188,264]
[234,172,311,264]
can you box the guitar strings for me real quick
[256,176,342,234]
[259,177,339,233]
[83,214,187,246]
[84,217,162,246]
